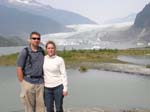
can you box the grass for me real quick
[58,49,150,64]
[0,48,150,66]
[0,53,18,66]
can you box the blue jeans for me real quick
[44,84,64,112]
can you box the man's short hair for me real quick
[30,31,41,38]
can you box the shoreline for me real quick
[15,107,150,112]
[64,108,150,112]
[66,62,150,76]
[0,62,150,76]
[0,48,150,76]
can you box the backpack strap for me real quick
[23,47,45,77]
[23,47,44,70]
[41,49,45,56]
[23,47,32,70]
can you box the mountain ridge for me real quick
[134,2,150,29]
[0,4,68,37]
[0,0,96,25]
[133,2,150,42]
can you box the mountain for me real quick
[0,0,96,46]
[0,35,27,47]
[0,4,68,37]
[42,23,137,50]
[41,2,150,50]
[0,0,96,25]
[104,13,136,24]
[133,2,150,42]
[134,2,150,29]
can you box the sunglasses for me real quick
[31,38,41,40]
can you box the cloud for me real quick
[9,0,32,4]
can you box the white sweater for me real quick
[43,55,68,92]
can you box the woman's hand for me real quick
[63,91,68,96]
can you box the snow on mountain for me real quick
[66,24,101,32]
[67,22,133,32]
[9,0,31,4]
[41,22,139,50]
[8,0,42,6]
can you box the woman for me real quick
[43,41,68,112]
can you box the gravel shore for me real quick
[93,63,150,76]
[64,108,150,112]
[67,62,150,76]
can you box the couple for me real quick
[16,31,68,112]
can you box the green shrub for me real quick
[146,65,150,68]
[79,66,88,72]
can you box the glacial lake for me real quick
[0,66,150,112]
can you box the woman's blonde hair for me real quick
[45,41,56,49]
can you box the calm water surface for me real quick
[117,55,150,65]
[0,66,150,112]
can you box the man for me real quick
[16,31,45,112]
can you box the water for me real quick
[117,55,150,65]
[0,66,22,112]
[0,66,150,112]
[65,69,150,109]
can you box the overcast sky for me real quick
[37,0,149,24]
